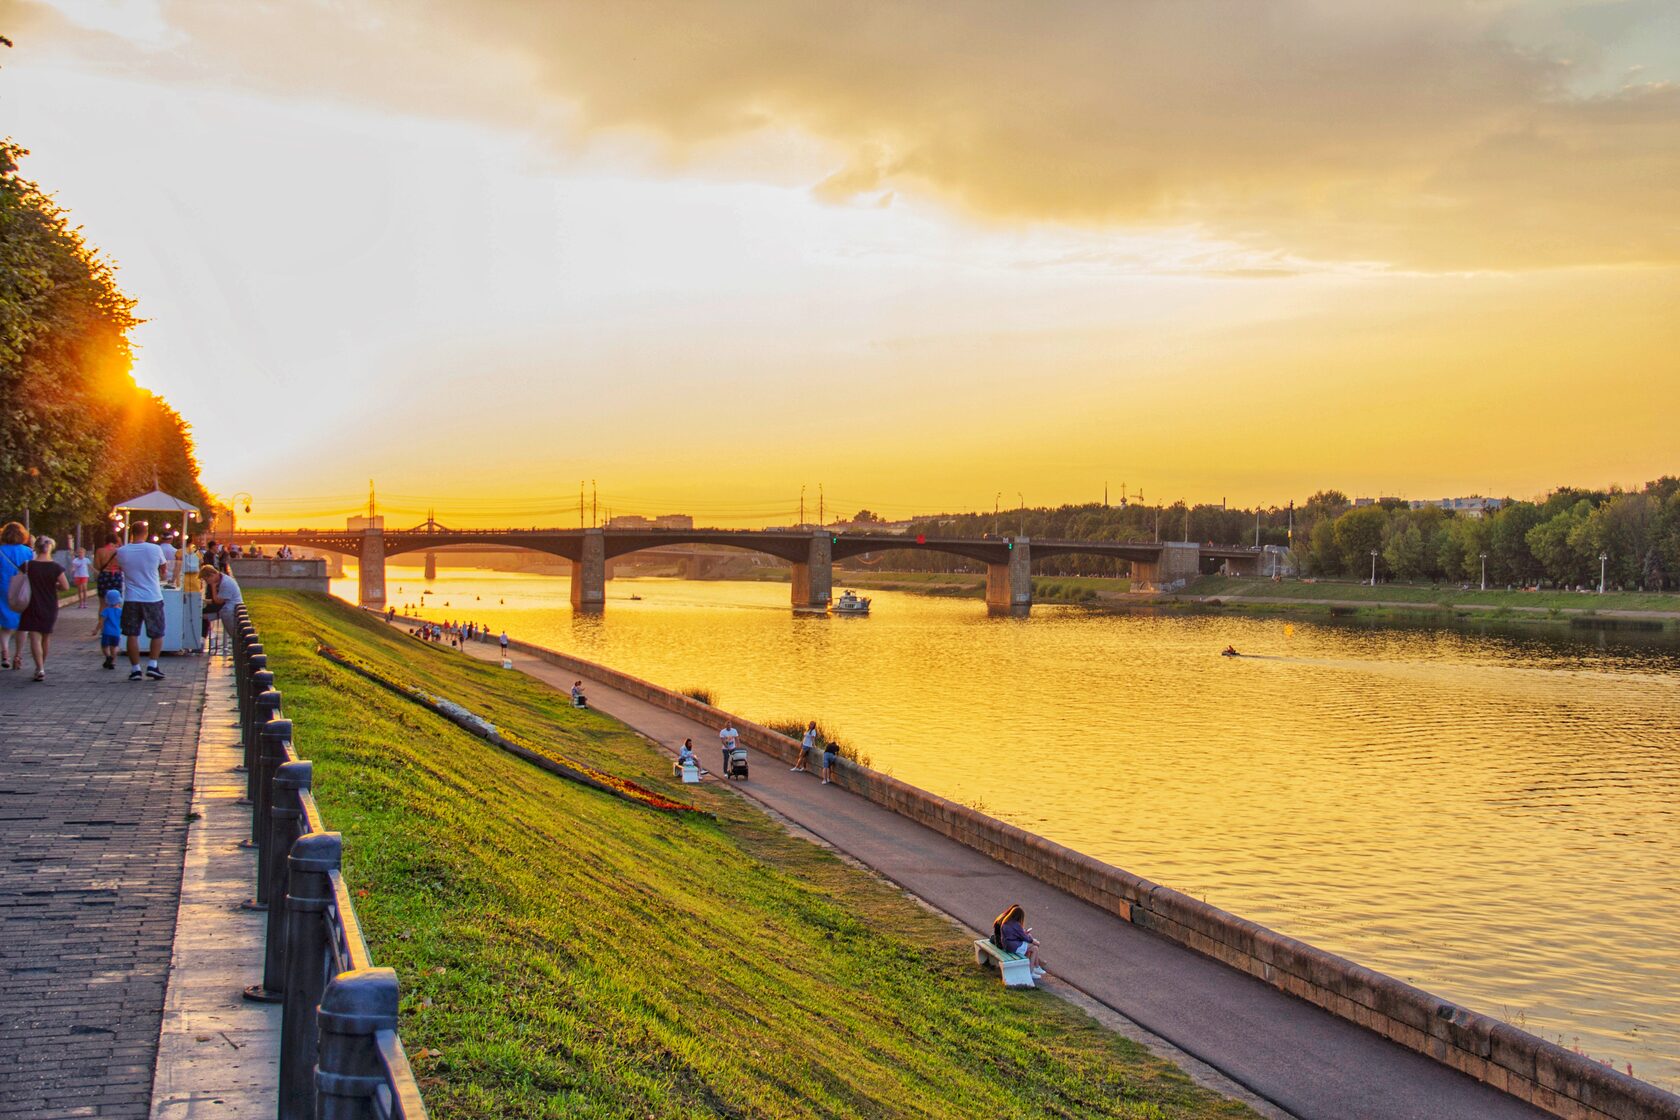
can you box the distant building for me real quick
[1408,496,1504,518]
[347,514,384,531]
[653,514,694,530]
[605,514,693,530]
[1353,497,1404,508]
[606,514,653,530]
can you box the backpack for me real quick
[4,556,30,614]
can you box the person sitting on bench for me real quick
[674,738,696,777]
[571,680,588,708]
[993,903,1047,979]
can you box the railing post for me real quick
[237,665,271,792]
[279,830,341,1120]
[245,757,310,1004]
[250,704,285,899]
[317,968,401,1120]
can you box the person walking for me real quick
[499,629,509,655]
[719,720,740,777]
[93,589,123,669]
[18,536,69,681]
[0,521,33,671]
[114,534,169,680]
[793,720,817,772]
[68,547,92,608]
[94,532,124,602]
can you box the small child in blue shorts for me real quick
[93,589,122,669]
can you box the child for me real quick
[93,589,122,669]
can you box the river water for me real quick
[335,564,1680,1088]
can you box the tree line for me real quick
[852,481,1680,591]
[0,141,208,543]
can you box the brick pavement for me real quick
[0,631,207,1119]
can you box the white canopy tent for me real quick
[111,489,200,541]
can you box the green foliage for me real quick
[0,141,207,536]
[251,592,1251,1119]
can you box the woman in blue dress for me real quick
[0,521,36,671]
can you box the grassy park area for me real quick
[1185,575,1680,615]
[249,591,1252,1119]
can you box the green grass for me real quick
[249,591,1251,1120]
[1186,575,1680,613]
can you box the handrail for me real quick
[231,605,430,1120]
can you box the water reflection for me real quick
[340,565,1680,1089]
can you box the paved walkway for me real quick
[453,631,1548,1120]
[0,631,206,1119]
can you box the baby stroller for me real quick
[725,746,749,781]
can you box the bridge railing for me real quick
[230,605,430,1120]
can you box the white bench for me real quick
[674,759,700,784]
[974,938,1035,988]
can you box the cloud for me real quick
[12,0,1680,269]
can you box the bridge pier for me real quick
[1130,541,1201,592]
[1221,552,1263,577]
[790,531,833,611]
[357,530,386,606]
[571,529,605,611]
[985,538,1032,613]
[424,551,437,581]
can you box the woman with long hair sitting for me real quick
[992,903,1047,979]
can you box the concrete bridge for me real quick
[224,527,1264,611]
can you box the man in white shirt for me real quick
[114,539,169,680]
[156,537,178,588]
[719,721,740,777]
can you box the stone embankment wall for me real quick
[228,558,329,592]
[502,632,1677,1120]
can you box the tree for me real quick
[1333,506,1387,576]
[0,141,207,538]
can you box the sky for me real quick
[4,0,1679,527]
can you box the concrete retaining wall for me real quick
[229,558,330,592]
[499,630,1678,1120]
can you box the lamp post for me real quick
[1479,552,1488,592]
[1599,552,1608,594]
[1370,548,1379,587]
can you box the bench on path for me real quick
[974,938,1035,988]
[672,758,701,783]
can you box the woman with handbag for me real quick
[0,521,33,671]
[18,535,68,681]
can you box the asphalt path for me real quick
[434,626,1547,1120]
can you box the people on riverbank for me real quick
[0,522,33,671]
[499,629,509,654]
[18,536,69,681]
[571,680,589,709]
[821,737,839,784]
[94,589,122,669]
[675,737,696,777]
[794,720,817,772]
[68,547,91,608]
[114,535,169,680]
[993,903,1048,978]
[202,566,244,644]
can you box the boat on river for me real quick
[831,590,871,616]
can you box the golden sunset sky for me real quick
[5,0,1679,526]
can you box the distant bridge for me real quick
[225,526,1264,611]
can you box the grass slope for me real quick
[1186,575,1680,613]
[250,591,1252,1120]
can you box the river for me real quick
[334,564,1680,1089]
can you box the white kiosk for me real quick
[111,488,204,654]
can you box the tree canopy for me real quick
[0,141,208,539]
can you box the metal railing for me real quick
[230,604,430,1120]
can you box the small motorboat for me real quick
[1221,645,1240,658]
[831,590,872,616]
[629,594,643,601]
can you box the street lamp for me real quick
[1599,552,1609,594]
[1370,548,1379,587]
[1479,552,1488,592]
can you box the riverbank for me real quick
[251,591,1257,1119]
[797,569,1680,627]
